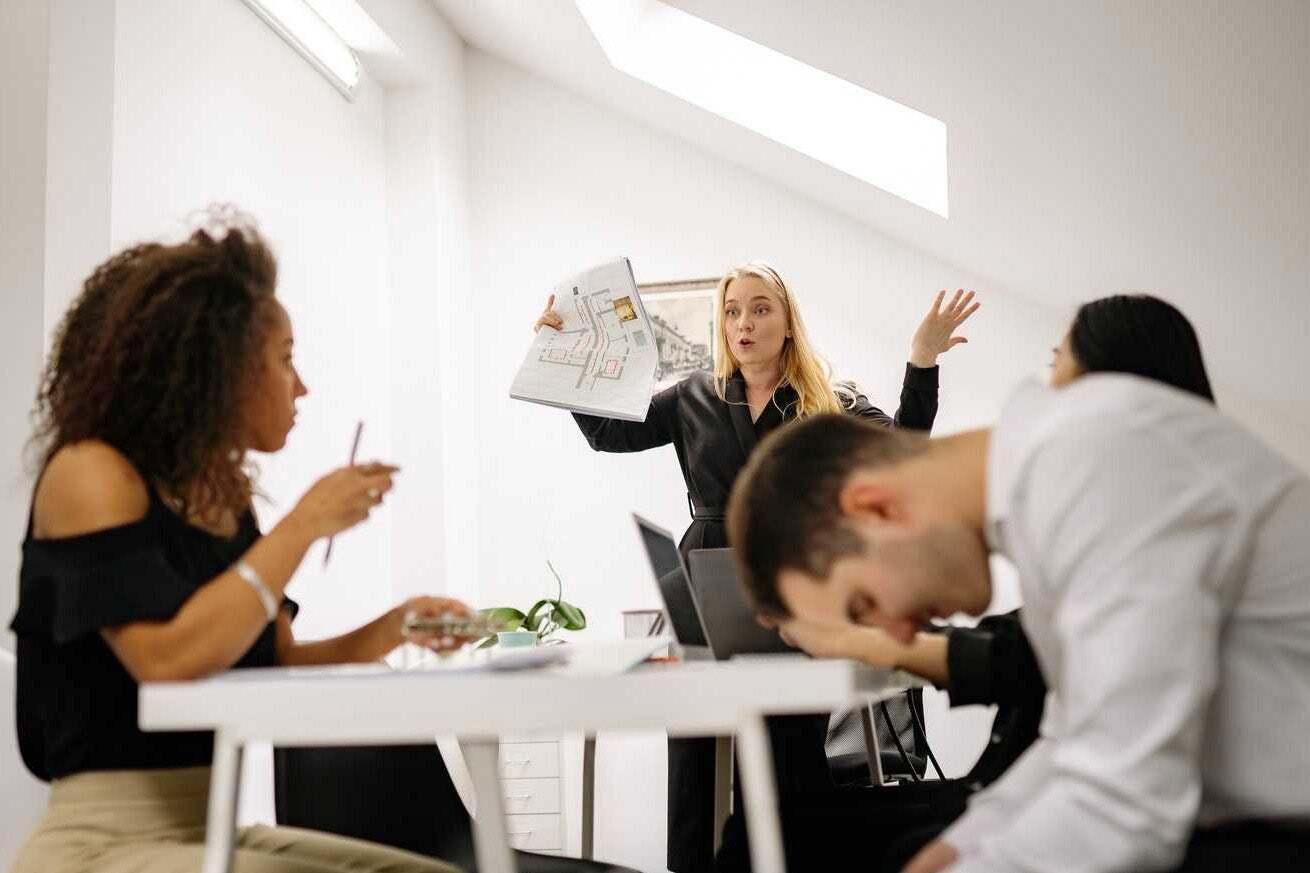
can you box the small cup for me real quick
[496,630,538,649]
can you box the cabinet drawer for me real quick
[501,778,560,815]
[505,813,562,851]
[498,742,559,779]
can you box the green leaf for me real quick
[480,607,526,632]
[523,599,553,632]
[552,600,587,630]
[475,635,499,649]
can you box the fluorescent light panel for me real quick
[300,0,398,57]
[241,0,361,100]
[575,0,949,217]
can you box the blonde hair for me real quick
[713,262,855,419]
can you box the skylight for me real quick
[575,0,949,218]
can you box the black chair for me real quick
[826,690,929,786]
[273,744,637,873]
[715,684,1042,872]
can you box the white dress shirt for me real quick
[945,375,1310,873]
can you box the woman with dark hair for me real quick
[9,211,473,873]
[1052,293,1215,401]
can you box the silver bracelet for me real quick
[234,560,278,623]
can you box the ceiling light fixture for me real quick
[575,0,949,218]
[240,0,361,101]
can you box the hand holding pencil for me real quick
[324,420,363,566]
[283,420,397,562]
[287,461,398,551]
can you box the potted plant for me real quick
[478,561,586,648]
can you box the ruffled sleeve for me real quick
[11,520,198,644]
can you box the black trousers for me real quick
[667,714,832,872]
[720,780,968,872]
[881,819,1310,873]
[1169,820,1310,872]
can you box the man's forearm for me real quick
[857,629,950,685]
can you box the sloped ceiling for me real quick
[430,0,1309,445]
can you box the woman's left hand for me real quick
[395,596,476,653]
[910,289,981,367]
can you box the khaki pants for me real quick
[12,766,466,873]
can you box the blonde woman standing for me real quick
[534,262,979,871]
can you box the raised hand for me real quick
[533,293,564,333]
[909,289,981,367]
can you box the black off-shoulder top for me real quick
[8,479,295,782]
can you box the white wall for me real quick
[41,0,116,343]
[0,5,54,862]
[104,0,397,828]
[0,0,50,655]
[463,49,1067,872]
[373,4,473,604]
[109,0,395,641]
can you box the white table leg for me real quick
[202,729,243,873]
[462,739,517,873]
[713,735,733,853]
[580,735,596,859]
[735,714,785,873]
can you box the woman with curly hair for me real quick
[8,211,472,873]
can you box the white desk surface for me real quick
[140,655,914,742]
[139,654,916,873]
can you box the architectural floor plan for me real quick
[510,258,657,421]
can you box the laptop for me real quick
[633,513,711,658]
[634,514,792,661]
[686,548,794,660]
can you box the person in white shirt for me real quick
[726,374,1310,872]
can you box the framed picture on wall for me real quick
[638,277,720,393]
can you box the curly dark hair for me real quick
[31,207,280,520]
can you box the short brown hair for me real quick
[727,414,925,616]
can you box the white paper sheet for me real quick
[509,258,658,421]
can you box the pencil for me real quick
[323,419,364,567]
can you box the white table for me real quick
[140,656,914,873]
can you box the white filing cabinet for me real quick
[498,737,564,854]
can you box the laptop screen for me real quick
[633,514,708,647]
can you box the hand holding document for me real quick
[510,258,658,421]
